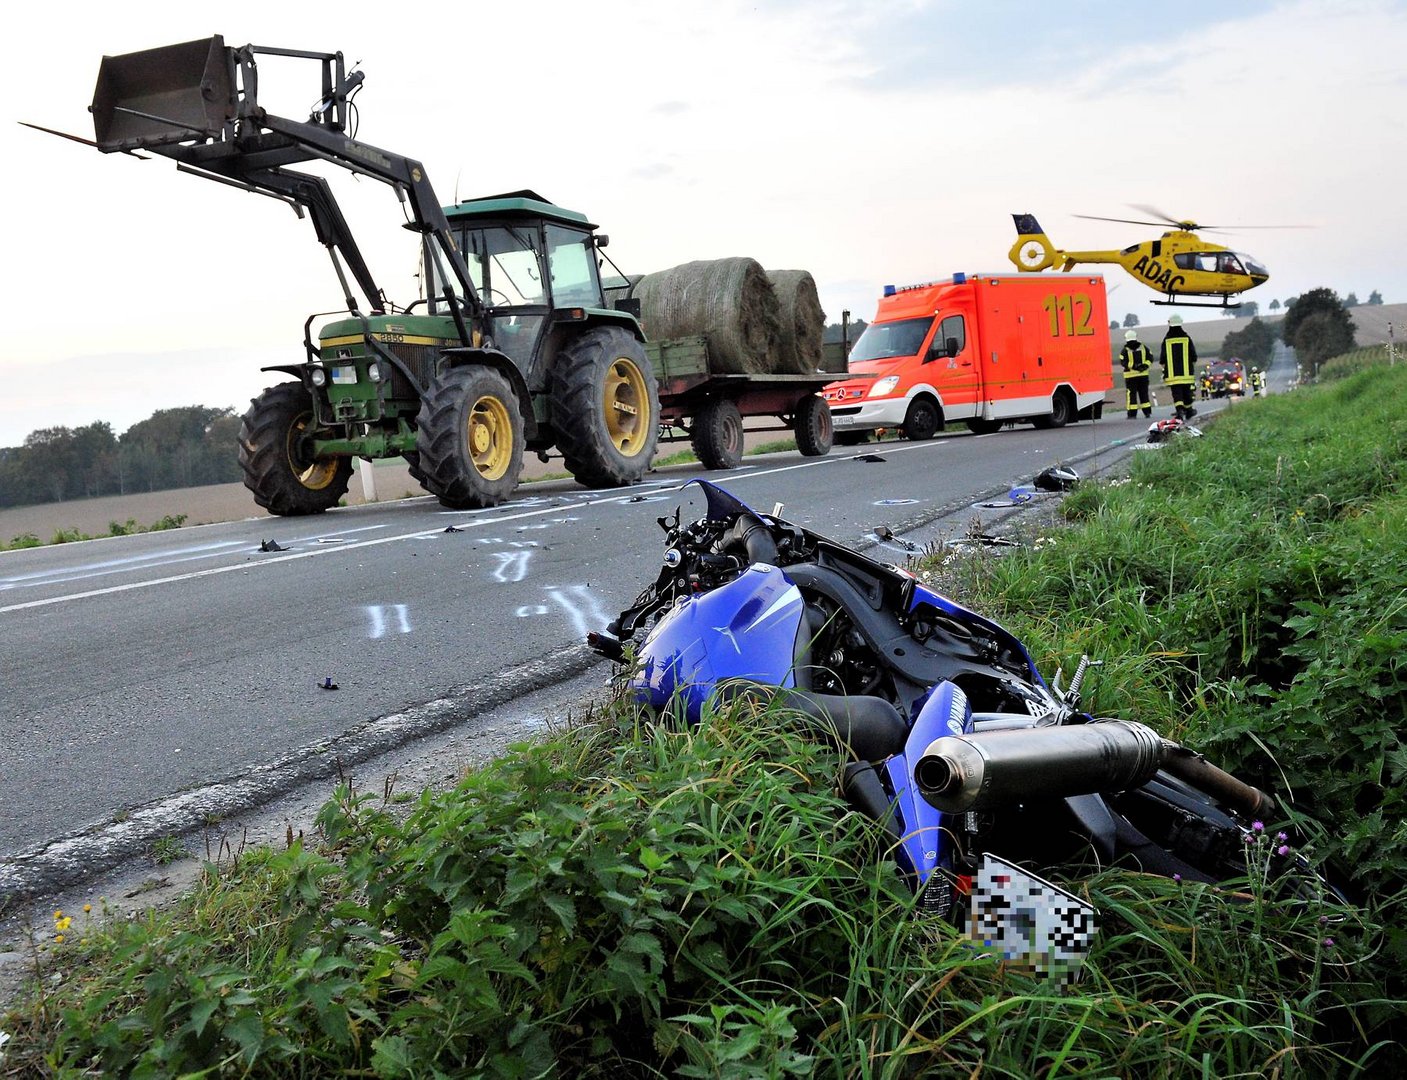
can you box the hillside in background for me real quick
[1114,301,1406,359]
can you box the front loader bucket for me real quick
[92,36,234,152]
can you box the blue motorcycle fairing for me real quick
[688,478,769,525]
[884,680,973,884]
[634,564,805,720]
[907,580,1046,689]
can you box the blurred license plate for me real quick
[968,854,1097,980]
[833,415,855,426]
[331,366,358,384]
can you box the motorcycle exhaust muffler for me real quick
[915,721,1167,812]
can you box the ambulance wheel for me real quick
[901,398,941,441]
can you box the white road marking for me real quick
[365,604,412,639]
[491,550,534,583]
[1,440,972,615]
[545,584,612,639]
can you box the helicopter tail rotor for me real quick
[1008,213,1059,271]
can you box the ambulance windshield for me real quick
[849,316,934,362]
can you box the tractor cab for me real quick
[431,191,633,386]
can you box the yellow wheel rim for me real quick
[286,414,340,491]
[469,394,514,480]
[604,357,650,456]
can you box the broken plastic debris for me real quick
[873,526,918,552]
[1034,466,1079,492]
[444,525,463,533]
[855,454,887,463]
[318,677,339,691]
[258,539,286,552]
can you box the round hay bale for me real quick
[767,269,826,374]
[633,258,782,375]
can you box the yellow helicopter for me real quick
[1007,206,1285,308]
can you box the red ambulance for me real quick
[824,273,1112,439]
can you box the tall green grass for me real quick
[4,368,1406,1075]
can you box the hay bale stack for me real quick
[767,269,826,374]
[633,258,782,375]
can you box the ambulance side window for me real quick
[930,314,966,359]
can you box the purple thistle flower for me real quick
[1173,874,1182,883]
[1319,915,1330,925]
[1323,938,1335,949]
[1277,845,1290,856]
[1276,832,1288,842]
[1252,821,1265,832]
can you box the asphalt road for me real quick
[0,403,1238,898]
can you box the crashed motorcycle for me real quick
[588,481,1343,935]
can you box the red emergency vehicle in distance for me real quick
[824,273,1112,440]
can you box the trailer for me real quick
[645,336,840,470]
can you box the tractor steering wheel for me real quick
[483,288,513,308]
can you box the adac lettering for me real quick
[1130,255,1185,293]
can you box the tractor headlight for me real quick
[869,375,900,398]
[309,367,328,387]
[368,362,385,384]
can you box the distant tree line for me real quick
[822,318,868,346]
[1219,287,1358,374]
[0,406,244,509]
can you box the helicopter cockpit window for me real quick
[848,316,935,362]
[1216,253,1245,275]
[1240,254,1268,277]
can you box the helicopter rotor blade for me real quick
[1072,213,1171,228]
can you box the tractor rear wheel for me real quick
[794,394,834,457]
[238,382,352,516]
[416,366,524,509]
[692,399,745,470]
[551,327,660,488]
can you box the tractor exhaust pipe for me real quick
[915,721,1167,813]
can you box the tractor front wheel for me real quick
[238,382,352,516]
[551,327,660,488]
[416,367,524,509]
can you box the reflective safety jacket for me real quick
[1119,340,1152,377]
[1160,329,1198,385]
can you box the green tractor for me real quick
[79,36,658,513]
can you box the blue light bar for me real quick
[952,272,967,284]
[883,284,896,297]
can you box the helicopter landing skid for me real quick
[1150,297,1244,309]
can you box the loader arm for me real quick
[89,36,483,334]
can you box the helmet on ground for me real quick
[1124,329,1138,341]
[1168,314,1184,326]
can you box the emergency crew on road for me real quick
[1160,314,1198,421]
[1119,328,1154,418]
[1251,366,1267,397]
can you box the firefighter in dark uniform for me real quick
[1160,314,1198,421]
[1119,329,1153,418]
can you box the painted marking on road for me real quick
[491,550,534,583]
[875,498,920,506]
[0,539,250,591]
[516,603,550,617]
[365,604,412,639]
[544,584,611,639]
[0,437,1010,615]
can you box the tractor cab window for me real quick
[421,235,477,313]
[545,224,604,307]
[849,316,935,362]
[459,225,548,308]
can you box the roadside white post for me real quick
[355,457,377,503]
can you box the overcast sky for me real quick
[2,0,1403,446]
